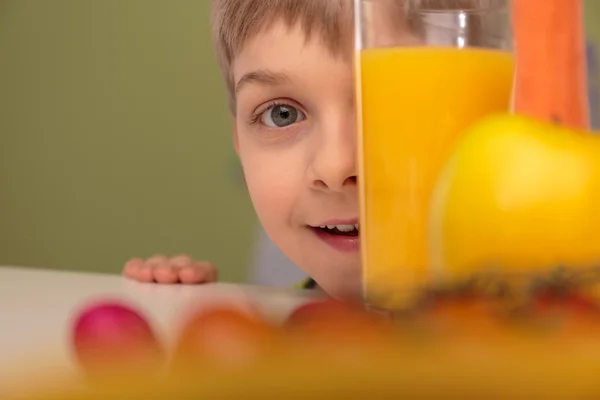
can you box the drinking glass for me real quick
[355,0,514,309]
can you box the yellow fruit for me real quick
[429,113,600,280]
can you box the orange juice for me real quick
[357,47,514,309]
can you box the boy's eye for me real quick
[261,104,306,128]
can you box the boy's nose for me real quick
[308,118,357,193]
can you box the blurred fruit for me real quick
[285,299,365,326]
[532,289,598,315]
[419,294,506,337]
[71,300,165,378]
[285,300,390,335]
[22,284,600,399]
[171,306,279,371]
[527,289,600,337]
[283,299,396,363]
[429,114,600,279]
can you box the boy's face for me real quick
[232,22,360,300]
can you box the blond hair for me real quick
[210,0,353,113]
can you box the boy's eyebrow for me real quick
[235,69,290,93]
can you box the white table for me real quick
[0,266,322,397]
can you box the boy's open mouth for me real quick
[312,224,359,237]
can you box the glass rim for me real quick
[356,0,509,14]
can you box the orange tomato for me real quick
[171,306,279,372]
[284,300,396,363]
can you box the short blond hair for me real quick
[210,0,353,113]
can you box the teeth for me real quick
[335,224,355,232]
[318,224,358,232]
[315,224,360,231]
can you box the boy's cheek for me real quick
[243,174,300,227]
[246,179,293,213]
[238,145,308,219]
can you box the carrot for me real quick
[511,0,590,131]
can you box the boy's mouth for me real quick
[311,224,359,237]
[309,221,360,253]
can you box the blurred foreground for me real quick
[13,270,600,399]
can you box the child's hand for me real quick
[123,255,217,284]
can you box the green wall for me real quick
[586,2,600,43]
[585,0,600,128]
[0,1,257,282]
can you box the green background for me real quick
[0,0,257,282]
[0,1,598,282]
[586,2,600,42]
[584,1,600,129]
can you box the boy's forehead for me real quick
[232,21,353,84]
[213,0,354,112]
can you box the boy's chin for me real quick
[316,276,363,304]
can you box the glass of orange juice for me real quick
[355,0,515,309]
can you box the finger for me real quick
[136,263,156,283]
[179,262,217,284]
[123,258,144,278]
[169,254,193,268]
[193,261,217,283]
[153,264,180,284]
[147,254,169,265]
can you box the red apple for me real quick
[71,300,165,378]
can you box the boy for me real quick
[123,0,360,301]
